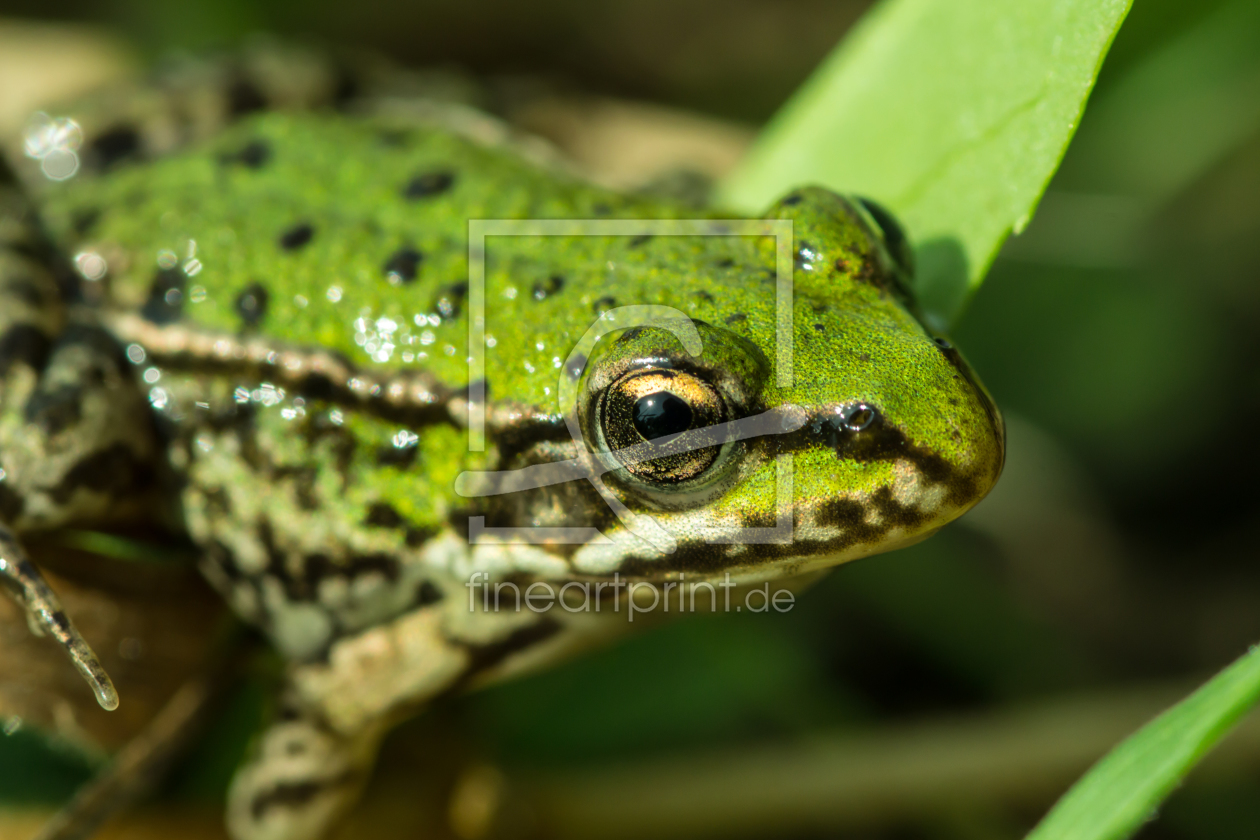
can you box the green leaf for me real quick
[1026,644,1260,840]
[1056,0,1260,202]
[716,0,1132,326]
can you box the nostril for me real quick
[842,403,877,432]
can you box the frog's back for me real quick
[26,90,776,392]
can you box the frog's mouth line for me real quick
[461,400,952,557]
[461,394,1000,565]
[455,399,960,499]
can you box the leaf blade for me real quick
[717,0,1133,325]
[1027,644,1260,840]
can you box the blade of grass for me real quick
[1026,644,1260,840]
[717,0,1132,327]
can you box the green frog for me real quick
[0,45,1003,840]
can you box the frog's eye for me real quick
[596,368,727,485]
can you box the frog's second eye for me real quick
[858,196,913,278]
[597,369,726,485]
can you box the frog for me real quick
[0,44,1004,840]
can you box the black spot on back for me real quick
[723,312,747,325]
[531,274,564,301]
[219,140,271,169]
[234,282,270,328]
[383,247,423,284]
[88,126,140,171]
[141,267,186,324]
[227,78,267,116]
[278,223,315,251]
[402,171,454,200]
[628,234,652,248]
[433,282,468,319]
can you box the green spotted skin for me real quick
[0,50,1003,840]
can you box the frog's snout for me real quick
[772,366,1004,566]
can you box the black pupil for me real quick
[632,392,693,440]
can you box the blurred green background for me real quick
[2,1,1259,838]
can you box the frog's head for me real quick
[566,186,1004,582]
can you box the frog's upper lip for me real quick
[772,398,1004,515]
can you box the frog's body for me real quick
[0,48,1003,840]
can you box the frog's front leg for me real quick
[225,572,570,840]
[0,162,161,709]
[226,689,385,840]
[223,605,470,840]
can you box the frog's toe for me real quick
[0,525,118,710]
